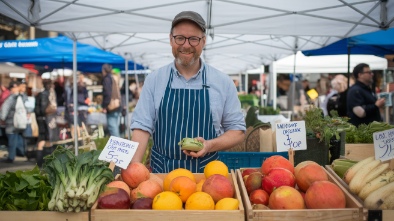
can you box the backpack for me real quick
[14,95,28,129]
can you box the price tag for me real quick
[373,128,394,161]
[98,136,139,169]
[275,121,307,152]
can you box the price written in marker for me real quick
[275,121,307,152]
[373,128,394,161]
[99,136,139,169]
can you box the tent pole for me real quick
[125,59,129,139]
[271,62,277,110]
[73,39,79,155]
[288,52,297,112]
[347,46,351,89]
[135,62,139,92]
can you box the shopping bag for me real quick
[259,128,273,152]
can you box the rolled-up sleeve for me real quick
[221,78,246,132]
[130,74,157,135]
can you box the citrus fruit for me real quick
[169,176,197,203]
[204,160,228,178]
[185,192,215,210]
[152,191,183,210]
[163,168,195,191]
[196,178,206,192]
[215,198,239,210]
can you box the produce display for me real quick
[345,121,394,143]
[0,166,52,211]
[241,155,346,209]
[96,160,239,210]
[43,147,114,212]
[331,157,394,209]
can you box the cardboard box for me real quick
[345,144,394,169]
[91,170,244,221]
[237,168,363,221]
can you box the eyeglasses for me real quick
[361,71,373,75]
[172,35,204,47]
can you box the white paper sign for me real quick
[275,121,307,152]
[373,128,394,161]
[98,136,139,169]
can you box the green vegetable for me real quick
[178,138,204,151]
[0,166,52,211]
[43,146,113,212]
[345,121,394,144]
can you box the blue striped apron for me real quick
[150,66,218,173]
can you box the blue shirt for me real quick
[131,61,246,136]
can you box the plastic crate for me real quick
[218,152,288,171]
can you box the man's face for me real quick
[359,66,373,85]
[170,21,206,68]
[19,83,27,93]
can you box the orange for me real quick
[196,178,206,192]
[169,176,197,203]
[152,191,183,210]
[185,192,215,210]
[215,198,239,210]
[204,160,229,178]
[163,168,195,191]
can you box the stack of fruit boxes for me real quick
[236,168,363,221]
[1,211,89,221]
[326,166,394,221]
[90,170,244,221]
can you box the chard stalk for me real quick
[86,177,110,207]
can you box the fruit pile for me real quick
[332,156,394,210]
[97,160,239,210]
[242,155,346,209]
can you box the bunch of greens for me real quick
[0,166,52,211]
[259,106,280,115]
[303,108,353,146]
[345,121,394,143]
[43,146,113,212]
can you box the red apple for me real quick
[249,189,269,206]
[98,187,130,209]
[242,168,259,178]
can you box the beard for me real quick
[173,47,199,67]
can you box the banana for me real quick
[378,192,394,209]
[359,170,394,200]
[343,156,374,184]
[364,182,394,209]
[364,163,390,184]
[349,159,381,194]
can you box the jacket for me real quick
[347,81,381,126]
[35,90,50,118]
[0,93,28,134]
[101,73,112,109]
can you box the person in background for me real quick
[54,79,65,107]
[347,63,385,126]
[35,79,57,166]
[0,84,10,108]
[130,11,245,173]
[101,64,121,137]
[323,74,354,117]
[66,74,89,138]
[0,84,11,143]
[0,80,27,163]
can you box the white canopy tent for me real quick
[1,0,393,151]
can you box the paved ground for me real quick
[0,148,37,173]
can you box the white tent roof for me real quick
[0,63,34,74]
[1,0,393,73]
[275,52,388,73]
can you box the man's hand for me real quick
[183,137,212,158]
[376,98,386,108]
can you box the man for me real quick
[130,11,246,173]
[102,63,121,137]
[347,63,385,126]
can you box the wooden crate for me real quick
[236,168,363,221]
[326,165,394,221]
[90,170,244,221]
[345,144,394,169]
[0,211,89,221]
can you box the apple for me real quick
[98,187,130,209]
[132,198,153,209]
[250,189,269,206]
[242,168,259,178]
[245,172,263,194]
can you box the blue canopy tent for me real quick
[302,28,394,87]
[0,36,144,152]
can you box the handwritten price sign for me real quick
[275,121,307,152]
[373,128,394,161]
[99,136,139,169]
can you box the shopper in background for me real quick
[130,11,245,173]
[35,79,57,166]
[0,80,28,163]
[347,63,385,126]
[101,63,121,137]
